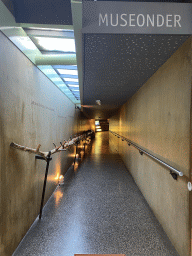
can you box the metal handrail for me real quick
[109,130,183,178]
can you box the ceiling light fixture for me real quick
[96,100,101,105]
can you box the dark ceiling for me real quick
[12,0,73,25]
[81,0,191,119]
[83,34,189,119]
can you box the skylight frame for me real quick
[2,26,80,104]
[32,37,76,53]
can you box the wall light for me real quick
[96,100,101,105]
[59,175,64,185]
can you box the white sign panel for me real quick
[82,2,192,34]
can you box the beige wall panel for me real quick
[0,32,91,256]
[109,37,192,256]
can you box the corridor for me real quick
[13,132,179,256]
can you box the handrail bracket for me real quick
[170,170,178,180]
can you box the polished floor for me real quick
[13,132,179,256]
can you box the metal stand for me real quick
[83,142,86,156]
[74,145,78,163]
[35,151,52,219]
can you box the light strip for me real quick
[35,37,76,52]
[64,78,79,82]
[58,69,78,75]
[68,84,79,88]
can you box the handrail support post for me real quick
[36,151,52,219]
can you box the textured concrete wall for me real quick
[0,31,91,256]
[109,37,192,256]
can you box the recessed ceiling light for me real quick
[96,100,101,105]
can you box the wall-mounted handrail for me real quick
[109,130,183,178]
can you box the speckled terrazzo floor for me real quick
[13,131,179,256]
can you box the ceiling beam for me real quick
[35,54,77,65]
[71,1,83,103]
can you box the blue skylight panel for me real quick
[51,77,63,82]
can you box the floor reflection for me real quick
[54,189,63,208]
[13,131,179,256]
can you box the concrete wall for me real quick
[109,37,192,256]
[0,31,92,256]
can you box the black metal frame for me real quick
[35,152,52,219]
